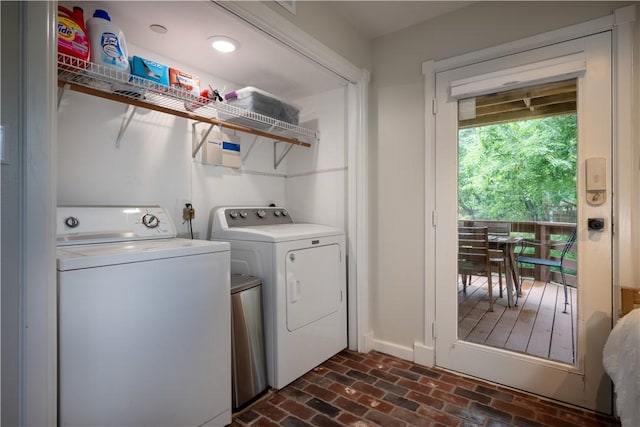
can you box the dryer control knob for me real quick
[274,210,281,217]
[281,210,288,217]
[229,211,238,219]
[257,209,266,218]
[142,213,160,228]
[240,211,248,219]
[64,216,80,228]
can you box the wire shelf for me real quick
[57,54,317,145]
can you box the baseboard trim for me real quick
[371,338,414,361]
[413,342,435,367]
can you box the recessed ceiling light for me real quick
[149,24,167,34]
[208,36,239,53]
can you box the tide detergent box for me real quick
[169,68,201,97]
[129,56,169,86]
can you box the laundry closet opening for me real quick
[55,0,369,399]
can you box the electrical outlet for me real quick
[182,206,195,221]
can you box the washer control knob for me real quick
[64,216,80,228]
[229,211,238,219]
[289,253,295,262]
[239,211,248,219]
[142,213,160,228]
[257,209,266,219]
[273,210,281,217]
[281,210,288,217]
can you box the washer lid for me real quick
[57,238,229,271]
[211,223,343,243]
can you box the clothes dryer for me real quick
[57,206,231,427]
[211,206,347,389]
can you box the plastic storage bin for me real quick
[231,274,268,410]
[223,87,300,126]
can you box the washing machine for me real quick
[57,206,231,427]
[211,206,347,389]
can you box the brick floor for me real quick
[231,350,620,427]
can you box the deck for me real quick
[458,275,577,364]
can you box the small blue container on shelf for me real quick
[129,56,169,86]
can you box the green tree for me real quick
[458,115,577,222]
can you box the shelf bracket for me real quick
[243,124,276,162]
[192,122,216,158]
[57,84,67,110]
[115,105,137,148]
[274,141,295,169]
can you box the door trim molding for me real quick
[23,1,58,425]
[422,60,437,366]
[612,5,637,316]
[348,72,372,352]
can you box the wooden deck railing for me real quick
[460,220,577,287]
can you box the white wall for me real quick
[369,1,633,350]
[286,87,347,230]
[263,1,370,71]
[58,43,347,240]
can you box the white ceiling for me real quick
[62,1,472,100]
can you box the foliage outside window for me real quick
[458,114,577,222]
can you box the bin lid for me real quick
[231,274,261,294]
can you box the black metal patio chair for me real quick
[516,228,577,313]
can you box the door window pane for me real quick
[457,80,578,365]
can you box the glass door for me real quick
[434,32,613,412]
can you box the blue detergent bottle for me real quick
[86,9,129,72]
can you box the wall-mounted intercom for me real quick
[586,157,606,205]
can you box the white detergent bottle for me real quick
[86,9,129,72]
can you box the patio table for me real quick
[488,235,522,308]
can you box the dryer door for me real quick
[285,244,341,331]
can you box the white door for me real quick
[434,32,612,412]
[286,244,341,331]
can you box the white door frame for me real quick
[19,1,58,426]
[419,4,636,367]
[435,31,613,412]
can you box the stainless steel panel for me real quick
[231,277,267,409]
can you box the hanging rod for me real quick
[58,80,312,148]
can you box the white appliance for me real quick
[56,206,231,427]
[210,206,347,389]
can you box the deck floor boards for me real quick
[527,282,557,358]
[549,285,575,363]
[484,280,531,348]
[504,277,544,353]
[458,275,577,364]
